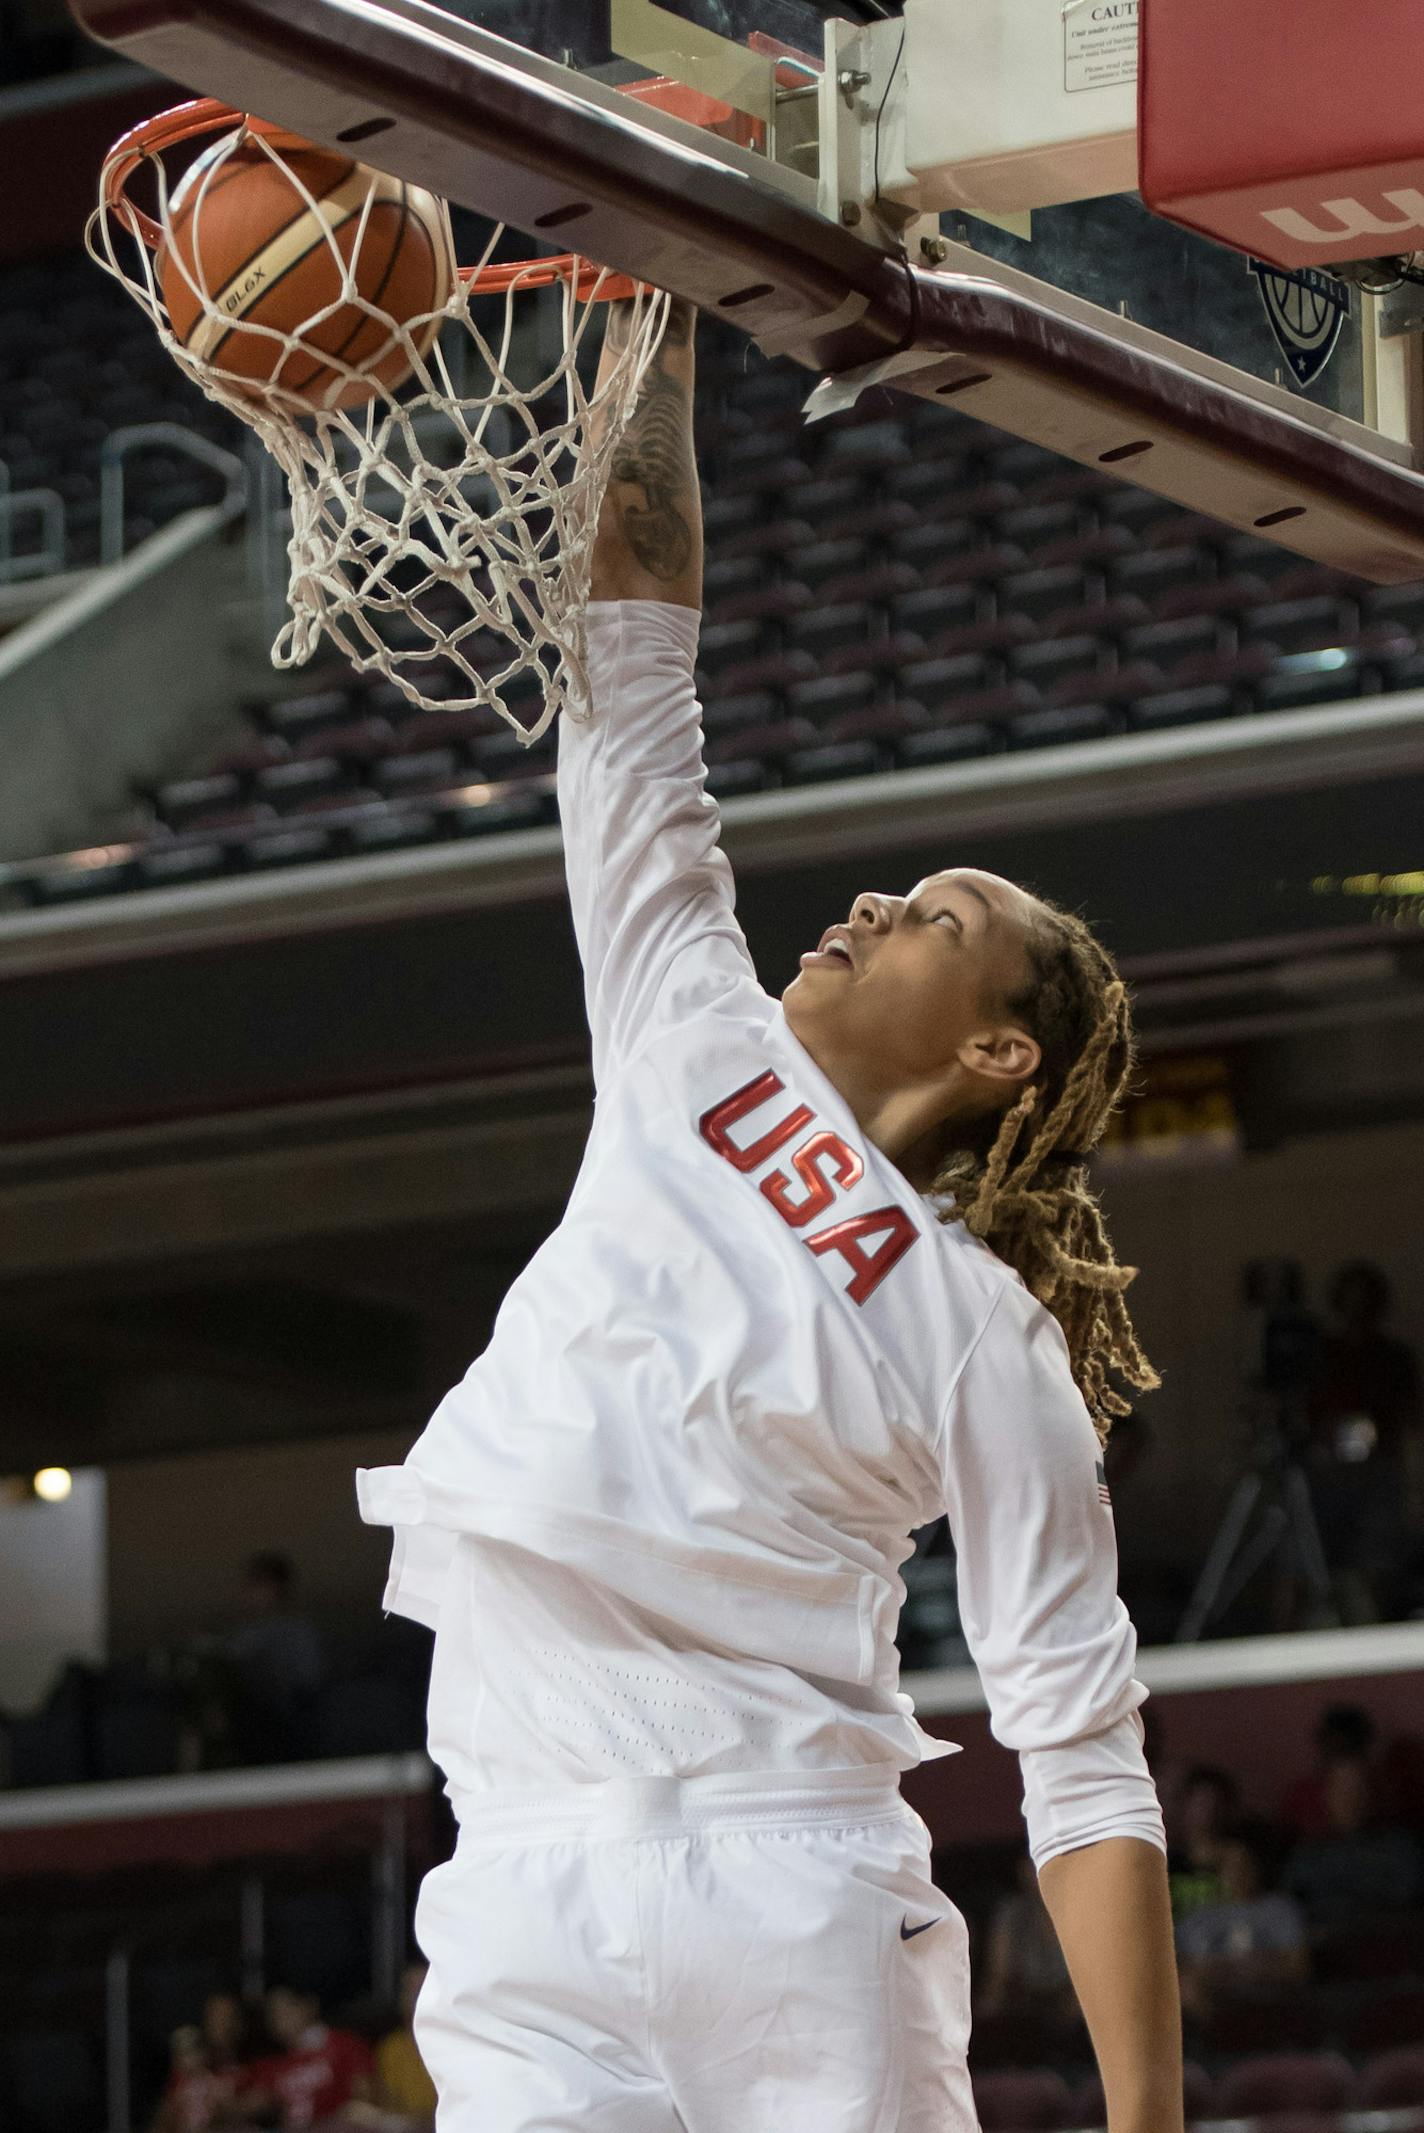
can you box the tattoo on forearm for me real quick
[606,310,697,582]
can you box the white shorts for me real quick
[413,1768,977,2133]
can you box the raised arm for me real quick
[559,299,759,1085]
[589,297,702,610]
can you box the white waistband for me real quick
[449,1765,907,1846]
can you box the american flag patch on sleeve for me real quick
[1095,1459,1112,1510]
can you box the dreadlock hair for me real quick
[928,898,1159,1440]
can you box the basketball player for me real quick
[358,300,1183,2132]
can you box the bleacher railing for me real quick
[97,421,246,566]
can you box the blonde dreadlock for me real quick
[929,902,1159,1440]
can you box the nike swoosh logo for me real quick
[900,1916,942,1941]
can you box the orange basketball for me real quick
[157,129,455,412]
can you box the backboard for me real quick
[68,0,1424,579]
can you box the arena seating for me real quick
[5,275,1424,907]
[0,251,240,565]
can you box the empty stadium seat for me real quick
[254,757,352,809]
[1110,545,1214,601]
[156,771,244,831]
[242,824,337,870]
[1030,526,1136,573]
[1068,2060,1216,2130]
[1359,2046,1424,2108]
[787,672,882,727]
[1007,636,1103,689]
[1359,580,1424,633]
[888,583,981,637]
[784,537,874,589]
[1241,596,1360,653]
[823,631,928,681]
[922,615,1039,663]
[820,498,920,545]
[1040,595,1153,644]
[713,513,816,561]
[705,581,814,628]
[1046,660,1167,710]
[1121,616,1223,667]
[819,561,922,609]
[998,567,1091,624]
[264,688,361,742]
[136,840,232,889]
[1130,684,1237,732]
[704,759,769,799]
[826,700,925,752]
[898,723,1000,767]
[819,415,913,473]
[788,600,878,662]
[1011,703,1121,748]
[897,653,998,705]
[1215,2051,1356,2117]
[704,717,820,769]
[1155,572,1272,623]
[971,2068,1075,2129]
[783,739,881,785]
[702,552,767,604]
[370,748,465,799]
[995,502,1084,552]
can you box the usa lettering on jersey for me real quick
[698,1070,919,1306]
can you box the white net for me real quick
[88,109,672,738]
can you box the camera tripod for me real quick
[1176,1410,1338,1642]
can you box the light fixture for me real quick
[32,1467,73,1503]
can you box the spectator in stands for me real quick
[1167,1764,1240,1922]
[974,1855,1078,2043]
[1175,1817,1308,2025]
[224,1553,326,1764]
[1280,1702,1377,1841]
[371,1962,436,2129]
[151,1990,252,2133]
[1283,1753,1424,1930]
[1307,1261,1423,1623]
[236,1986,374,2129]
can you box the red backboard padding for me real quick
[1139,0,1424,269]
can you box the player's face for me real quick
[783,868,1042,1101]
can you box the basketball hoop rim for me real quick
[99,95,670,304]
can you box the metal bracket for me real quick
[817,16,939,263]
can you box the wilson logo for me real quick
[699,1070,918,1306]
[1260,188,1424,249]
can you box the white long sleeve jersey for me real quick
[358,601,1164,1869]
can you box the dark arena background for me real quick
[3,2,1424,2130]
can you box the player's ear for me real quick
[957,1023,1040,1089]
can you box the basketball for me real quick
[157,129,454,412]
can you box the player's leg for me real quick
[650,1805,978,2133]
[413,1840,684,2133]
